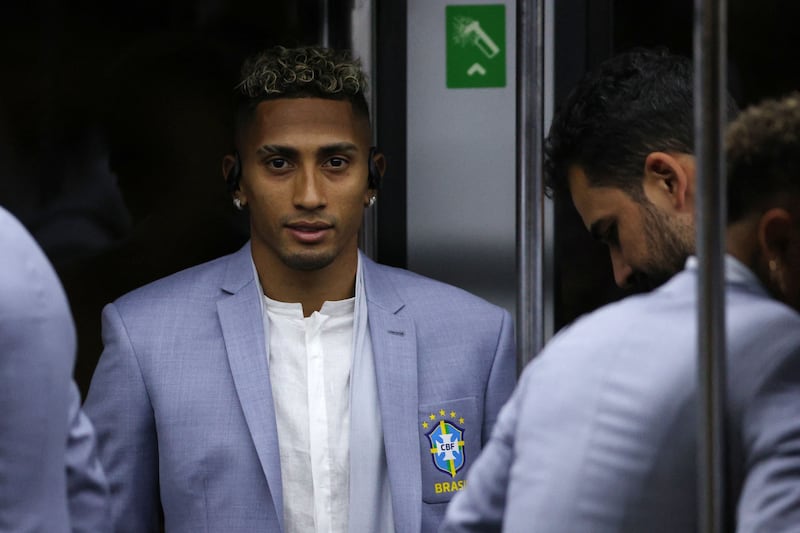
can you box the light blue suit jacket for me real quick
[442,256,800,532]
[0,206,110,532]
[84,243,516,533]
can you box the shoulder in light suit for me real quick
[84,242,516,533]
[441,256,800,532]
[0,206,111,532]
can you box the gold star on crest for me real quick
[459,417,465,425]
[450,410,457,418]
[429,413,436,420]
[439,409,446,416]
[422,421,429,429]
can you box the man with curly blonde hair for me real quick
[85,46,516,533]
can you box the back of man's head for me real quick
[544,48,738,199]
[233,46,370,139]
[727,92,800,223]
[726,92,800,311]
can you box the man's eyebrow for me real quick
[317,143,359,158]
[256,145,299,158]
[255,143,360,159]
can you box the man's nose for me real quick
[293,167,326,209]
[610,249,634,288]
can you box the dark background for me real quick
[0,1,324,393]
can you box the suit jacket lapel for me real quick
[217,244,284,530]
[363,256,421,533]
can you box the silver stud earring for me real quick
[368,196,376,207]
[233,197,243,210]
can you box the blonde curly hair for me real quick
[726,92,800,222]
[234,46,370,126]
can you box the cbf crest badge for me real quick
[423,409,466,478]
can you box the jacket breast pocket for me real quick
[418,397,479,504]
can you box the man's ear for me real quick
[758,207,793,260]
[373,151,387,178]
[643,152,694,211]
[222,153,245,200]
[367,150,387,198]
[222,154,238,186]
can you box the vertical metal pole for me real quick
[516,0,545,372]
[320,0,331,47]
[349,0,379,259]
[542,0,555,345]
[694,0,728,531]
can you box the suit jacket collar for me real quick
[217,242,285,531]
[360,251,406,314]
[221,245,406,307]
[221,242,256,295]
[362,252,422,533]
[683,254,771,299]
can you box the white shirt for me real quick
[264,296,354,533]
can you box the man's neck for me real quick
[725,215,760,268]
[253,248,358,317]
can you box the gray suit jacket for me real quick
[84,243,516,532]
[442,256,800,532]
[0,206,110,532]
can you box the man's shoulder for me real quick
[0,206,72,320]
[537,282,692,369]
[114,249,241,309]
[728,288,800,365]
[365,260,507,315]
[729,284,800,326]
[565,282,680,329]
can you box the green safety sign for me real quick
[446,4,506,89]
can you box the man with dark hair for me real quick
[441,92,800,531]
[84,46,516,533]
[545,48,738,290]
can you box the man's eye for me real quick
[267,158,289,169]
[325,157,348,168]
[604,224,619,245]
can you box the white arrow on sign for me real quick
[467,63,487,76]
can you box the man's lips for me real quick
[285,221,332,243]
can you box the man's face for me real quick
[568,166,694,291]
[235,98,373,273]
